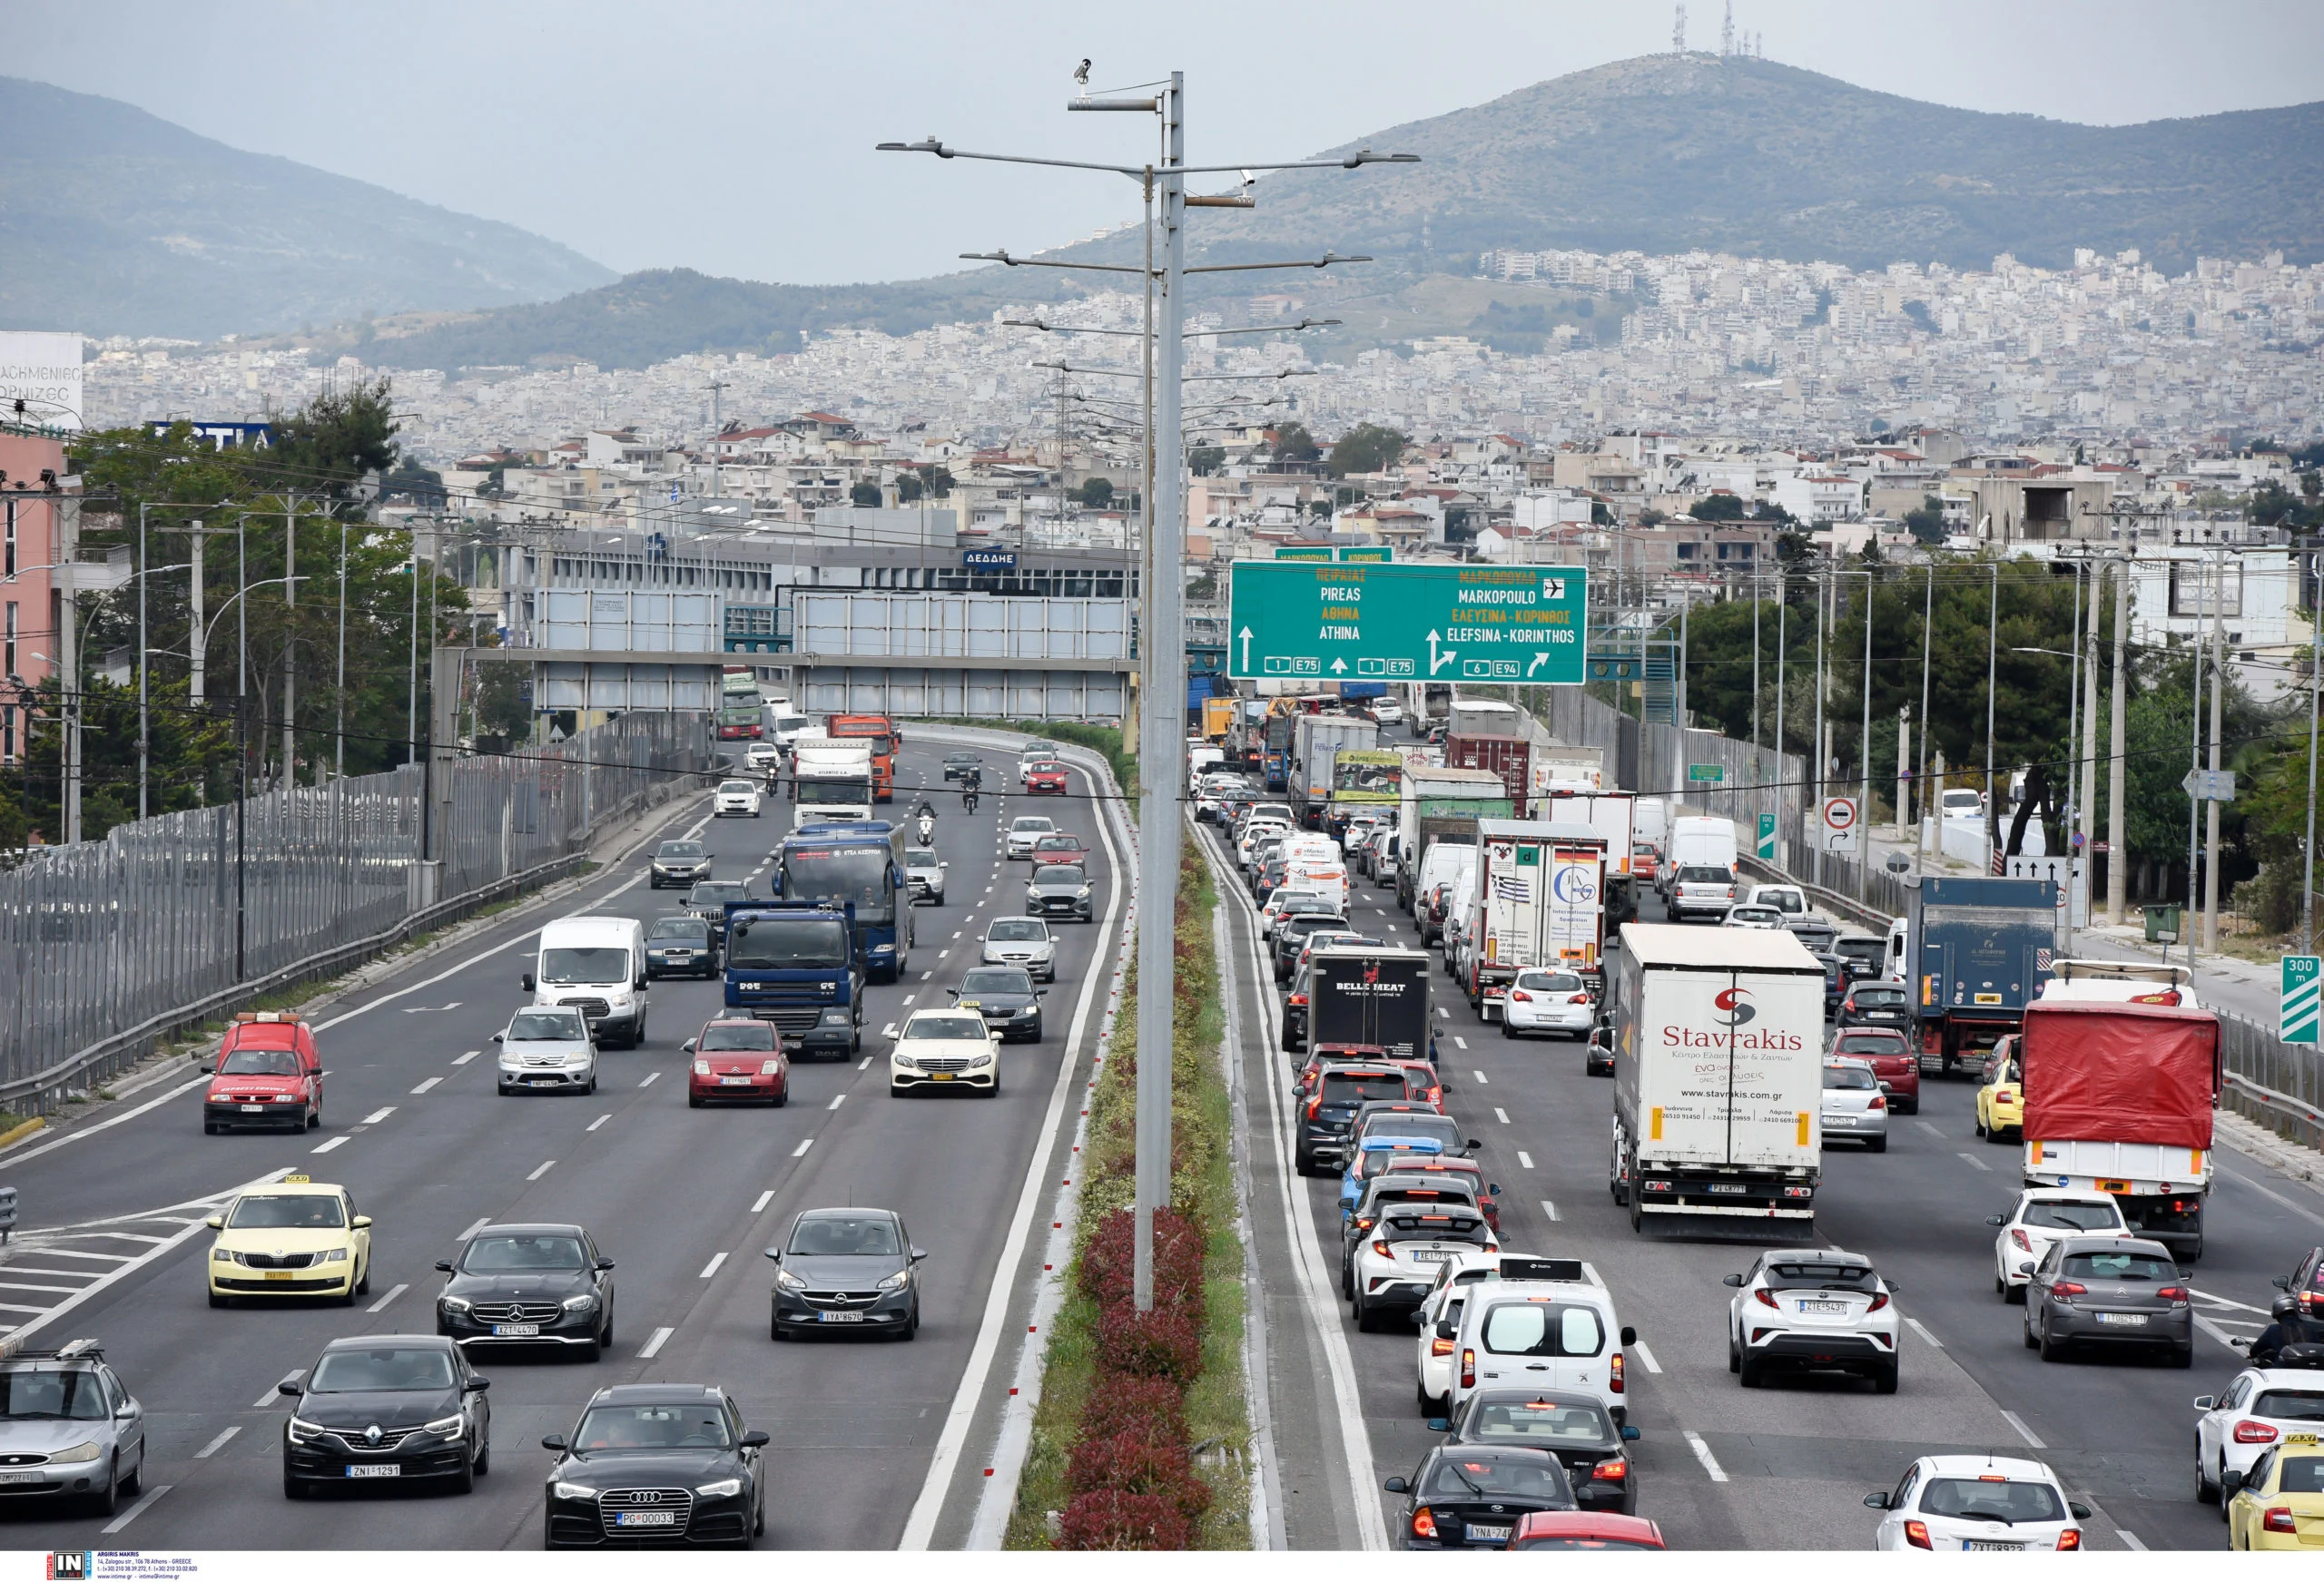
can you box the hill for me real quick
[0,76,615,340]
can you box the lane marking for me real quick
[310,1135,347,1155]
[699,1253,726,1279]
[587,1114,611,1133]
[2195,1312,2250,1353]
[792,1138,813,1157]
[194,1426,241,1459]
[881,1025,898,1038]
[458,1217,489,1241]
[0,1074,210,1167]
[2116,1530,2147,1551]
[1516,1152,1534,1169]
[2190,1286,2271,1315]
[453,1050,481,1066]
[527,1159,556,1181]
[639,1326,673,1359]
[1493,1107,1510,1125]
[858,1056,872,1070]
[1472,1069,1487,1084]
[1633,1341,1661,1373]
[1905,1316,1945,1349]
[640,1072,660,1087]
[921,971,933,982]
[361,1107,396,1125]
[409,1077,441,1095]
[902,995,915,1006]
[367,1282,409,1314]
[2218,1165,2324,1229]
[1999,1410,2045,1449]
[255,1370,302,1408]
[1437,1007,1450,1019]
[1452,1036,1468,1051]
[827,1093,847,1111]
[1955,1151,1991,1173]
[1540,1199,1560,1222]
[100,1483,170,1535]
[751,1191,774,1214]
[1683,1430,1728,1483]
[1915,1120,1943,1137]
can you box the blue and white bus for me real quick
[773,821,913,981]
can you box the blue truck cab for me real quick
[1903,875,2056,1073]
[723,899,862,1059]
[772,820,914,983]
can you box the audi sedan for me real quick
[435,1223,615,1361]
[541,1384,767,1548]
[281,1335,488,1498]
[764,1206,925,1341]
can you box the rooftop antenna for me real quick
[1720,0,1733,55]
[1672,3,1687,51]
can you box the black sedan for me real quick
[645,916,719,979]
[1436,1388,1640,1514]
[280,1335,489,1498]
[435,1223,615,1361]
[1274,911,1348,982]
[950,967,1046,1042]
[941,752,984,782]
[1384,1445,1577,1548]
[684,880,753,941]
[541,1384,766,1548]
[1025,862,1094,922]
[765,1207,924,1341]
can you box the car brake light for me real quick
[1610,1351,1624,1393]
[1411,1507,1438,1540]
[2010,1229,2033,1253]
[1867,1292,1889,1312]
[1570,993,1590,1005]
[1372,1240,1392,1257]
[2052,1281,2086,1298]
[1460,1348,1475,1390]
[1903,1520,1932,1549]
[1290,994,1306,1007]
[1430,1336,1455,1357]
[1306,1095,1322,1120]
[2157,1285,2189,1304]
[2263,1508,2299,1535]
[2235,1420,2280,1444]
[1510,990,1532,1002]
[1868,1095,1886,1111]
[2056,1528,2083,1550]
[1591,1459,1627,1481]
[1997,1090,2014,1104]
[1754,1288,1779,1309]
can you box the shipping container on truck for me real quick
[1445,732,1532,817]
[1448,697,1525,740]
[1462,818,1612,1018]
[827,714,898,801]
[1291,713,1380,829]
[1904,876,2056,1074]
[1395,766,1512,912]
[1308,946,1433,1063]
[1537,787,1638,927]
[2016,995,2221,1260]
[1609,922,1826,1243]
[1532,744,1606,791]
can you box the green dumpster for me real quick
[2142,904,2181,944]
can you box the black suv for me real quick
[542,1384,766,1548]
[684,881,753,941]
[281,1334,488,1497]
[1274,912,1348,983]
[1295,1066,1413,1175]
[436,1223,616,1361]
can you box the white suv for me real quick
[1413,1253,1572,1418]
[2194,1366,2324,1501]
[1725,1249,1900,1392]
[1449,1274,1634,1422]
[1866,1455,2090,1551]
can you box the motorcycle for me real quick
[963,789,980,813]
[916,810,937,847]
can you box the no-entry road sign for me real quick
[1226,562,1588,684]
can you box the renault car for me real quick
[280,1335,487,1498]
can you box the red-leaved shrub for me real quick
[1095,1299,1204,1381]
[1067,1430,1214,1521]
[1078,1206,1206,1311]
[1078,1374,1188,1446]
[1058,1488,1196,1550]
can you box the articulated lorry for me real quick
[1290,713,1381,829]
[1609,922,1827,1242]
[1461,818,1611,1017]
[1904,876,2056,1073]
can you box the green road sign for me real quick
[2283,955,2320,1044]
[1274,545,1333,562]
[1757,812,1777,860]
[1273,545,1391,563]
[1688,763,1724,784]
[1227,563,1587,684]
[1339,545,1392,563]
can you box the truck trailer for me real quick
[1462,818,1611,1017]
[1306,946,1433,1063]
[1904,876,2056,1073]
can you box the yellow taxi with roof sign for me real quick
[205,1174,372,1307]
[2229,1432,2324,1549]
[1974,1038,2024,1143]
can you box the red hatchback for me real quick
[1831,1027,1919,1114]
[685,1018,791,1107]
[1031,832,1088,862]
[1026,762,1068,795]
[1504,1511,1667,1551]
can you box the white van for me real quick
[524,916,649,1048]
[1415,842,1476,945]
[1449,1274,1637,1423]
[1663,816,1738,897]
[1631,797,1669,854]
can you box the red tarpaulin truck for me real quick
[2018,998,2221,1261]
[1444,732,1531,818]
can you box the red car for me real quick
[1385,1056,1444,1113]
[202,1011,322,1134]
[1504,1511,1667,1551]
[1030,832,1088,862]
[1832,1027,1919,1114]
[1630,843,1659,883]
[1026,762,1068,795]
[685,1018,791,1107]
[1372,1154,1500,1233]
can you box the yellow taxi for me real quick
[204,1174,372,1307]
[2229,1432,2324,1549]
[1974,1037,2024,1144]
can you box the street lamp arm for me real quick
[1185,253,1372,274]
[201,575,309,650]
[962,251,1143,275]
[884,140,1147,178]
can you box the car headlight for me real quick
[820,1010,851,1027]
[561,1292,598,1312]
[878,1270,911,1291]
[212,1245,235,1263]
[423,1413,465,1440]
[48,1441,102,1465]
[774,1269,808,1292]
[320,1248,349,1263]
[553,1480,597,1501]
[893,1053,918,1070]
[695,1478,743,1498]
[440,1296,472,1313]
[274,1092,301,1101]
[285,1420,327,1447]
[1077,887,1091,899]
[970,1053,992,1068]
[871,943,893,954]
[761,1059,783,1076]
[694,1060,712,1076]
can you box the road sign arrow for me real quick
[1427,630,1456,675]
[1238,626,1252,671]
[1329,657,1346,674]
[1527,651,1550,677]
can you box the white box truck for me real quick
[1537,787,1638,926]
[1460,818,1611,1018]
[1532,744,1606,791]
[792,738,874,827]
[1609,922,1826,1242]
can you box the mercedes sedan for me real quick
[435,1223,615,1361]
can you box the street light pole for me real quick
[2307,535,2321,952]
[1917,563,1933,873]
[1985,560,1999,870]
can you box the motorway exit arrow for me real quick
[1239,626,1253,671]
[1428,630,1455,674]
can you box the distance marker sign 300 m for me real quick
[1226,562,1589,685]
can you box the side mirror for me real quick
[205,1215,224,1230]
[596,1258,615,1271]
[541,1433,569,1451]
[1488,1184,1502,1197]
[763,1249,782,1262]
[1465,1138,1482,1151]
[1383,1476,1409,1494]
[1036,990,1048,998]
[940,861,950,869]
[2192,1396,2216,1411]
[740,1430,771,1449]
[1620,1325,1639,1348]
[1621,1425,1641,1442]
[2223,1472,2244,1497]
[435,1260,455,1272]
[2274,1274,2293,1291]
[2068,1501,2091,1521]
[465,1378,491,1392]
[945,988,960,997]
[521,972,536,992]
[1885,1282,1901,1295]
[277,1380,303,1397]
[1722,1272,1744,1288]
[351,1215,372,1230]
[199,1060,215,1075]
[1863,1492,1890,1510]
[1984,1215,2006,1227]
[491,1033,505,1044]
[911,1248,928,1263]
[682,1039,697,1054]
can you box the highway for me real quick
[0,737,1129,1550]
[1203,816,2324,1552]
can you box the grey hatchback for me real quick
[2024,1235,2192,1367]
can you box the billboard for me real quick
[0,332,84,431]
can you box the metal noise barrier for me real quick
[0,712,709,1111]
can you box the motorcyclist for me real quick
[961,765,984,813]
[913,800,937,846]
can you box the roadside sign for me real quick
[1272,545,1392,563]
[963,549,1018,570]
[1756,812,1777,861]
[2005,853,2088,929]
[1821,796,1861,855]
[2284,955,2321,1045]
[1688,763,1724,784]
[1273,545,1333,562]
[1226,562,1587,684]
[2181,768,2237,801]
[1339,545,1393,563]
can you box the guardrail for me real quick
[2219,1009,2324,1153]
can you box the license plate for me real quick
[1706,1184,1746,1194]
[1465,1524,1512,1542]
[1798,1300,1847,1314]
[345,1464,401,1479]
[721,1076,754,1086]
[614,1509,677,1527]
[818,1311,864,1323]
[241,1104,264,1112]
[2096,1312,2147,1326]
[1409,1250,1452,1263]
[492,1323,540,1337]
[1965,1541,2022,1551]
[264,1270,296,1281]
[0,1471,45,1486]
[931,1073,952,1081]
[529,1078,560,1086]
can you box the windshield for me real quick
[988,919,1049,943]
[575,1402,732,1452]
[508,1011,586,1041]
[788,1215,903,1256]
[310,1347,455,1392]
[463,1234,587,1272]
[1823,1066,1879,1091]
[0,1369,108,1420]
[541,947,630,985]
[1919,1478,2063,1523]
[906,852,942,870]
[727,916,851,969]
[1321,1075,1406,1106]
[648,918,709,941]
[1011,819,1054,834]
[960,968,1033,995]
[1515,971,1581,993]
[1482,1303,1605,1358]
[906,1014,988,1041]
[657,842,704,859]
[780,849,894,924]
[2022,1201,2122,1233]
[1361,1115,1460,1149]
[1763,1262,1876,1292]
[1032,866,1085,886]
[1728,909,1780,925]
[1465,1398,1613,1446]
[1679,867,1729,884]
[775,716,810,732]
[1853,988,1907,1007]
[221,1048,302,1076]
[228,1194,345,1229]
[2059,1251,2175,1282]
[688,882,750,907]
[700,1023,777,1052]
[1422,1452,1571,1502]
[1835,1037,1905,1057]
[719,781,755,794]
[1757,891,1805,914]
[799,779,872,805]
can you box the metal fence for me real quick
[0,712,706,1105]
[2219,1010,2324,1153]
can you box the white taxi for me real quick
[888,1008,1002,1097]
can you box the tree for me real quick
[381,459,446,508]
[1078,477,1115,509]
[850,481,881,507]
[1188,445,1225,477]
[1689,494,1748,521]
[248,377,402,505]
[1270,423,1320,464]
[894,470,925,504]
[1903,494,1946,544]
[1326,422,1406,477]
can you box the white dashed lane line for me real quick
[310,1136,347,1155]
[1955,1152,1991,1173]
[453,1050,481,1065]
[1540,1199,1559,1221]
[1633,1341,1662,1374]
[1452,1036,1467,1050]
[1683,1431,1728,1483]
[639,1326,674,1359]
[101,1484,170,1535]
[792,1138,813,1157]
[1494,1108,1511,1125]
[255,1371,303,1408]
[1999,1410,2046,1449]
[367,1282,409,1314]
[640,1072,661,1087]
[361,1107,396,1125]
[1472,1069,1487,1084]
[828,1094,846,1110]
[410,1077,441,1095]
[527,1160,556,1181]
[699,1253,727,1279]
[858,1056,872,1070]
[194,1426,240,1459]
[587,1115,610,1132]
[458,1217,490,1241]
[752,1191,774,1213]
[1516,1152,1534,1169]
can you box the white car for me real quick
[1866,1455,2091,1551]
[1341,813,1384,857]
[1725,1248,1900,1391]
[1985,1190,2130,1302]
[1449,1274,1634,1421]
[1373,701,1405,727]
[981,917,1057,981]
[887,1007,1001,1096]
[1349,1199,1494,1332]
[1820,1056,1889,1151]
[1017,743,1059,785]
[714,779,763,818]
[743,742,782,773]
[1411,1252,1569,1417]
[1259,887,1331,939]
[1719,904,1787,929]
[1006,816,1056,859]
[493,1007,597,1096]
[1744,883,1810,918]
[1237,820,1290,870]
[2194,1365,2324,1501]
[1502,968,1594,1039]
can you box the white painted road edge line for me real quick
[193,1426,240,1459]
[1999,1410,2046,1449]
[1904,1315,1945,1349]
[2116,1529,2147,1551]
[1631,1341,1661,1374]
[699,1253,726,1279]
[638,1326,673,1359]
[1682,1430,1728,1483]
[100,1483,169,1535]
[367,1282,409,1314]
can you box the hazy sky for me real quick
[13,0,2323,286]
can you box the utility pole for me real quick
[2107,555,2130,926]
[137,504,149,819]
[2204,544,2226,950]
[1775,579,1787,863]
[2306,535,2321,951]
[189,519,205,703]
[1916,563,1933,870]
[707,379,726,504]
[336,516,349,782]
[2185,557,2206,967]
[1857,569,1872,879]
[1985,560,1999,871]
[2079,559,2099,919]
[1812,564,1827,810]
[282,497,296,788]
